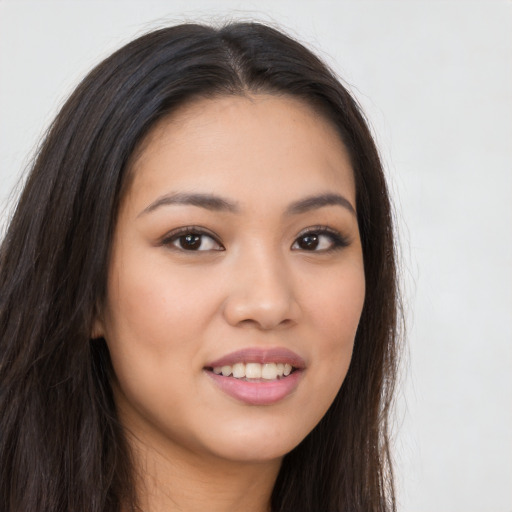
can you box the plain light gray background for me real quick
[1,1,511,511]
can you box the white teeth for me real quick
[261,363,278,380]
[232,362,245,378]
[211,362,295,380]
[245,363,262,379]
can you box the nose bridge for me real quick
[223,241,299,329]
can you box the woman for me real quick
[0,22,400,512]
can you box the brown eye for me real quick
[179,234,202,250]
[292,228,349,252]
[173,233,221,251]
[297,234,320,250]
[163,228,224,252]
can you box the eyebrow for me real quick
[139,192,240,217]
[139,191,355,217]
[285,193,356,216]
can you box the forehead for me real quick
[125,94,356,210]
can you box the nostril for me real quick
[221,273,300,330]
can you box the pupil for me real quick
[182,234,201,249]
[300,234,318,250]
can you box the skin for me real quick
[93,94,366,512]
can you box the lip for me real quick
[205,347,306,369]
[205,370,303,406]
[204,347,306,406]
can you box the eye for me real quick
[291,227,349,252]
[162,227,224,252]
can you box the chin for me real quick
[198,421,308,464]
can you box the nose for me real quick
[222,247,301,330]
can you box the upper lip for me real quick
[205,347,306,369]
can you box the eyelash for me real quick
[161,226,224,252]
[292,225,349,252]
[161,225,349,253]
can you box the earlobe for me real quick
[90,317,105,339]
[90,306,106,340]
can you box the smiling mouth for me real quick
[204,351,304,405]
[206,362,295,381]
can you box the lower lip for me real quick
[205,370,303,406]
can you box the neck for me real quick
[126,431,282,512]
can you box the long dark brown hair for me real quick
[0,22,401,512]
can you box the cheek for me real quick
[101,252,224,400]
[101,262,203,433]
[100,260,184,404]
[305,260,365,340]
[301,262,365,392]
[104,252,208,346]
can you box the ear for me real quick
[90,304,106,340]
[91,319,105,340]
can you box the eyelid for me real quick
[159,224,349,252]
[161,226,225,251]
[292,225,350,251]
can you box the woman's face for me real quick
[95,94,365,465]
